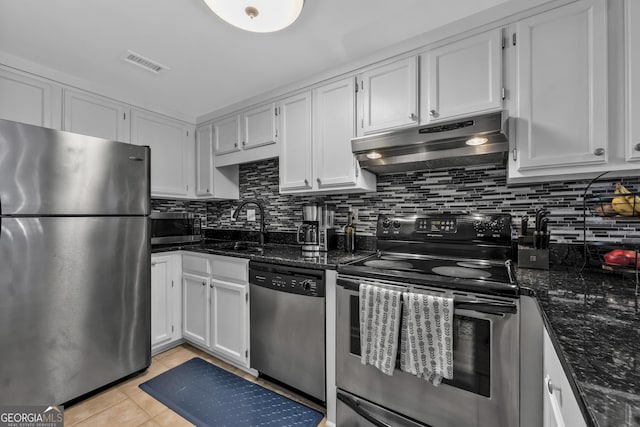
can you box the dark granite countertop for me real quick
[517,267,640,427]
[152,239,373,270]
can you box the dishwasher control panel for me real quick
[249,261,325,297]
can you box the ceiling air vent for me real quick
[122,50,169,74]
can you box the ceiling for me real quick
[0,0,514,121]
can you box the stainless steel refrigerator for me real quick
[0,118,151,405]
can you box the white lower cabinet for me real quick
[182,253,250,369]
[209,279,248,365]
[151,253,182,354]
[182,272,210,347]
[542,328,587,427]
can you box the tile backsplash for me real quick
[156,158,640,244]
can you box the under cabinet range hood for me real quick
[351,111,508,174]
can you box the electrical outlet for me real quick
[351,207,359,224]
[230,208,236,220]
[247,209,256,221]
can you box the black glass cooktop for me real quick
[346,253,512,283]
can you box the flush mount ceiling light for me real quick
[203,0,304,33]
[466,137,488,146]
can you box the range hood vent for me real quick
[351,111,508,174]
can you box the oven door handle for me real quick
[337,392,393,427]
[455,301,517,315]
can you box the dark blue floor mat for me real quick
[139,357,324,427]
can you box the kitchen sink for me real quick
[209,241,266,255]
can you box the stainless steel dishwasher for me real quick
[249,261,326,402]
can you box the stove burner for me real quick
[432,266,493,280]
[457,261,491,269]
[364,260,414,270]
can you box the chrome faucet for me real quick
[232,199,267,246]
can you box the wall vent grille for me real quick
[122,50,168,74]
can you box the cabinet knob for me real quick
[634,144,640,152]
[206,188,209,193]
[233,142,238,148]
[408,113,417,121]
[593,148,605,156]
[242,141,246,146]
[429,109,438,117]
[151,261,156,267]
[317,178,322,185]
[546,377,555,395]
[304,179,309,186]
[202,281,206,287]
[210,283,213,288]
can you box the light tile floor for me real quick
[64,344,328,426]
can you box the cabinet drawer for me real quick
[211,255,248,283]
[183,254,210,275]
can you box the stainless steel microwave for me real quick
[151,212,201,245]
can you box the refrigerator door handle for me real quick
[128,156,144,161]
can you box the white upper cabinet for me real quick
[279,80,376,195]
[213,114,241,155]
[312,77,376,192]
[0,67,62,129]
[279,91,313,192]
[421,29,503,123]
[357,56,418,136]
[63,89,130,142]
[195,123,240,200]
[626,0,640,161]
[196,123,214,197]
[510,0,608,174]
[243,103,278,149]
[314,78,358,188]
[214,102,277,155]
[131,110,191,198]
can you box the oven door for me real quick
[336,274,519,427]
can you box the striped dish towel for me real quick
[400,292,454,385]
[359,284,402,376]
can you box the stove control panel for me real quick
[377,213,512,244]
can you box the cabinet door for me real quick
[243,103,277,149]
[63,90,130,142]
[514,0,607,170]
[151,255,174,349]
[358,56,418,135]
[542,329,587,427]
[626,0,640,160]
[314,77,358,188]
[182,273,209,347]
[422,29,502,122]
[214,114,242,155]
[209,279,248,366]
[196,123,213,197]
[279,91,313,191]
[131,110,189,197]
[0,68,61,128]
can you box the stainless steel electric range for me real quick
[336,213,519,427]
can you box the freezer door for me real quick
[0,216,151,405]
[0,119,149,215]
